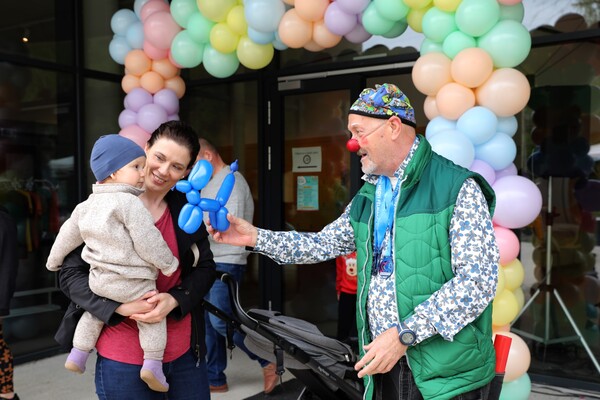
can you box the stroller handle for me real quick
[209,271,260,330]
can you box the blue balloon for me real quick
[214,207,230,231]
[456,106,498,145]
[109,35,131,65]
[248,27,275,45]
[199,198,220,212]
[189,159,213,190]
[425,116,456,140]
[186,189,201,205]
[428,129,475,168]
[475,132,517,170]
[245,0,286,33]
[178,203,196,233]
[125,21,144,49]
[111,9,138,36]
[181,205,203,234]
[497,115,518,137]
[175,180,192,192]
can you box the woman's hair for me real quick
[148,121,200,168]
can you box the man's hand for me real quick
[115,290,157,317]
[208,213,258,248]
[354,326,407,378]
[130,292,179,323]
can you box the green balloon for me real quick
[382,19,408,39]
[203,45,239,79]
[187,11,215,44]
[373,0,410,22]
[422,8,456,43]
[442,31,476,59]
[362,3,396,36]
[170,0,198,29]
[171,30,204,68]
[420,38,443,56]
[455,0,500,37]
[499,3,525,23]
[477,19,531,68]
[499,373,531,400]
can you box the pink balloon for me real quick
[140,0,169,22]
[143,40,169,60]
[118,109,138,129]
[119,125,151,149]
[495,163,518,179]
[498,0,522,5]
[124,87,153,112]
[492,176,542,229]
[469,159,496,186]
[494,226,520,265]
[153,88,180,115]
[144,11,181,50]
[137,103,168,134]
[167,114,180,121]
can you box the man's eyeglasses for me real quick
[346,120,388,140]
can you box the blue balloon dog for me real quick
[175,159,238,234]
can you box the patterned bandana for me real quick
[349,83,416,128]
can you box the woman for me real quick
[55,121,216,399]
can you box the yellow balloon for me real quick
[210,23,240,54]
[496,264,505,297]
[197,0,236,22]
[237,36,274,69]
[433,0,462,12]
[492,289,519,326]
[503,258,525,290]
[513,287,525,310]
[407,5,433,33]
[492,324,511,333]
[227,5,248,37]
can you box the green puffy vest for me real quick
[350,136,497,400]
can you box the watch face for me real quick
[400,331,416,345]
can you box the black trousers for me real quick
[374,357,492,400]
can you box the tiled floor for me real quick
[13,348,600,399]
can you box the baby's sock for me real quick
[140,359,169,392]
[65,348,90,374]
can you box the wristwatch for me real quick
[396,322,416,346]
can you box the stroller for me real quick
[203,272,364,400]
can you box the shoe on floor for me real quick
[140,359,169,393]
[209,383,229,393]
[263,363,279,394]
[65,348,90,374]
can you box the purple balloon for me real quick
[344,23,372,44]
[324,3,358,36]
[124,87,153,112]
[495,163,518,179]
[118,109,138,129]
[470,159,496,186]
[337,0,370,15]
[492,175,542,229]
[153,88,180,115]
[136,103,168,134]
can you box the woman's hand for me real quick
[130,292,179,323]
[115,290,157,317]
[208,213,258,248]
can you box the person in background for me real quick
[0,206,19,400]
[336,251,358,351]
[54,121,216,400]
[46,134,179,392]
[197,137,278,395]
[208,84,499,400]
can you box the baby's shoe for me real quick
[65,348,90,374]
[140,359,169,392]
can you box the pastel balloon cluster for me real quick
[109,8,144,65]
[168,0,277,78]
[118,87,180,148]
[175,159,239,233]
[122,49,186,98]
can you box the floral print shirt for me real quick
[254,137,499,344]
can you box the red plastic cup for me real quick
[494,334,512,374]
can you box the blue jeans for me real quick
[95,349,209,400]
[205,263,269,386]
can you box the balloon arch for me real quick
[110,0,540,397]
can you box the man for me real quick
[0,206,20,400]
[209,83,499,400]
[197,138,278,394]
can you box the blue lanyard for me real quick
[373,176,400,258]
